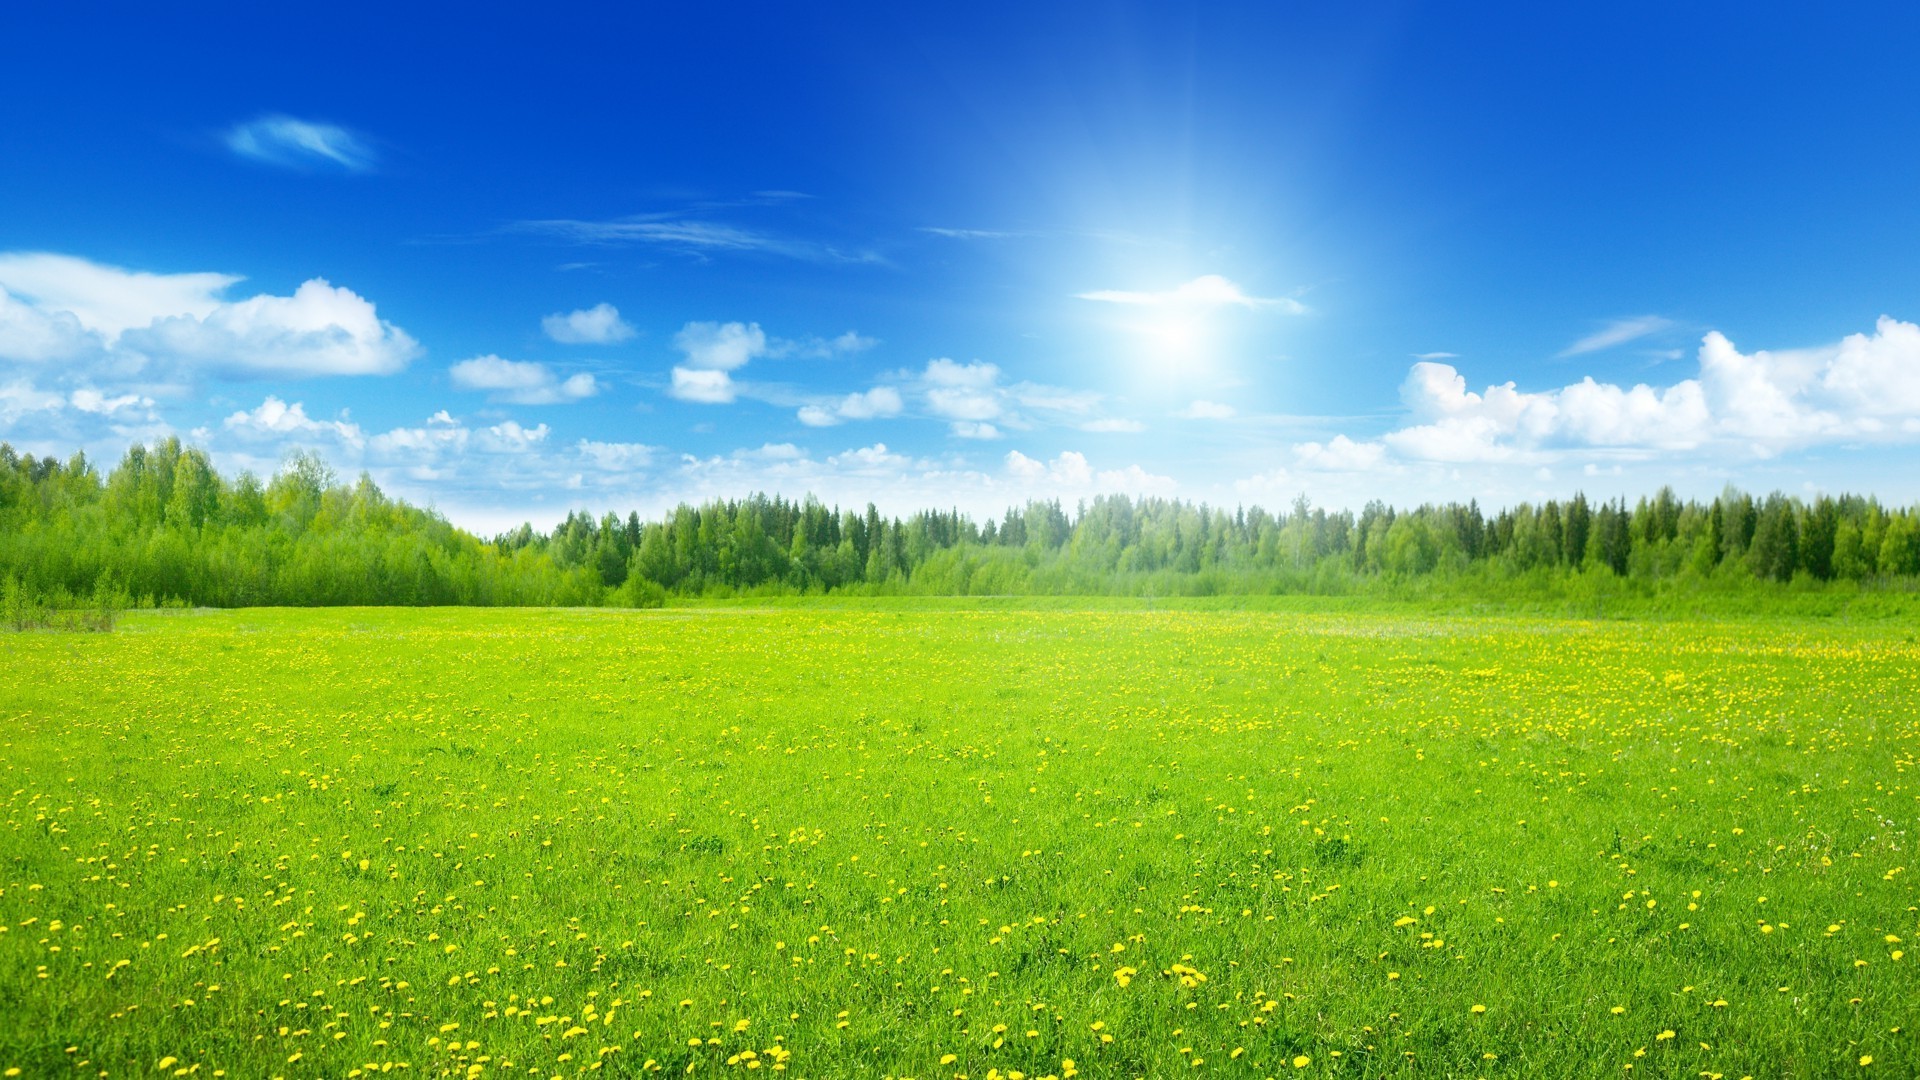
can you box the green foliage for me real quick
[5,440,1920,610]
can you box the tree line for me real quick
[3,439,1918,610]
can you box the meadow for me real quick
[1,604,1916,1079]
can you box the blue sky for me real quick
[5,3,1920,530]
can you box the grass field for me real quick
[2,605,1917,1079]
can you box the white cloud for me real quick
[827,442,911,470]
[1293,435,1388,472]
[1315,316,1920,469]
[0,380,65,424]
[0,252,236,341]
[368,418,469,457]
[577,440,655,471]
[0,286,101,363]
[796,386,903,427]
[225,115,376,172]
[1077,274,1307,315]
[924,358,1000,389]
[124,279,418,377]
[675,321,768,371]
[1173,399,1235,420]
[449,355,599,404]
[1004,450,1175,494]
[910,358,1105,437]
[1012,384,1101,414]
[923,359,1005,426]
[1080,418,1145,433]
[1822,315,1920,415]
[1558,315,1674,357]
[479,420,550,452]
[1006,449,1089,484]
[1412,351,1459,361]
[511,216,883,265]
[671,366,735,404]
[69,388,155,418]
[223,396,365,446]
[543,303,635,344]
[0,253,417,379]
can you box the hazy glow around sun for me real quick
[1077,273,1304,376]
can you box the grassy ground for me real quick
[1,603,1916,1079]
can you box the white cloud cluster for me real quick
[223,395,366,447]
[911,358,1110,439]
[1005,450,1175,495]
[542,303,634,344]
[449,355,599,405]
[797,386,903,427]
[668,321,873,405]
[1296,316,1920,473]
[0,252,418,379]
[225,115,377,172]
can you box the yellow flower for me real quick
[940,1054,957,1065]
[1292,1055,1311,1068]
[1470,1004,1487,1014]
[1860,1056,1873,1066]
[1610,1006,1625,1015]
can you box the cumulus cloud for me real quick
[0,252,417,378]
[1174,400,1236,420]
[924,359,1004,428]
[670,366,736,404]
[223,396,365,446]
[478,420,550,452]
[796,386,903,427]
[908,358,1105,437]
[449,355,599,405]
[225,115,376,172]
[1077,274,1307,315]
[1004,450,1175,494]
[542,303,634,344]
[667,320,874,405]
[1314,316,1920,469]
[1293,435,1389,472]
[125,280,419,377]
[675,321,766,371]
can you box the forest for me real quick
[3,438,1918,610]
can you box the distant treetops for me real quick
[2,439,1916,608]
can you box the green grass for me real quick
[2,603,1916,1079]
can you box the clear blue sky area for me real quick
[5,2,1918,529]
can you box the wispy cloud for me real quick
[1174,400,1236,420]
[1558,315,1674,357]
[511,213,882,265]
[225,115,376,172]
[1412,351,1459,360]
[919,227,1027,240]
[1078,274,1307,314]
